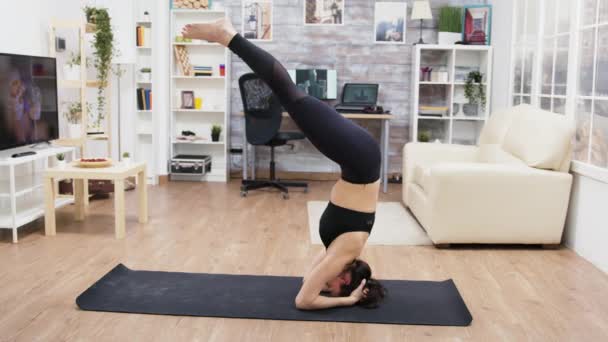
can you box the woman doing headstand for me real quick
[182,18,387,310]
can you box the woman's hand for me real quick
[348,279,369,305]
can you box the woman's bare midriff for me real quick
[330,178,380,213]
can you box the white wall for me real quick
[564,175,608,273]
[0,1,55,56]
[489,0,513,111]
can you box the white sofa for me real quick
[402,104,576,245]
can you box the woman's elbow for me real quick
[294,295,313,310]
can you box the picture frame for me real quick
[304,0,344,26]
[373,2,407,44]
[462,5,492,45]
[242,1,273,41]
[181,90,195,109]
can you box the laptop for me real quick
[334,83,379,113]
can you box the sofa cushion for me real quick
[478,106,520,145]
[477,144,526,166]
[502,105,575,170]
[412,163,432,191]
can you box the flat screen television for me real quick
[0,53,59,151]
[288,69,337,100]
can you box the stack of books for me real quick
[193,66,213,77]
[137,88,152,110]
[419,106,448,117]
[136,26,151,47]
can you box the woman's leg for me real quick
[182,19,381,184]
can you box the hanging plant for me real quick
[464,71,486,110]
[83,6,115,128]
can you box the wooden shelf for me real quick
[172,140,224,145]
[86,134,109,141]
[172,109,224,113]
[58,80,106,88]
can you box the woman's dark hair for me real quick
[339,259,387,308]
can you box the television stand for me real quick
[0,146,76,243]
[30,141,52,149]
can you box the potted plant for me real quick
[438,6,463,45]
[463,71,486,116]
[56,153,66,168]
[63,101,91,138]
[211,125,222,142]
[64,52,82,81]
[83,6,117,125]
[418,130,431,142]
[122,152,131,165]
[140,67,151,82]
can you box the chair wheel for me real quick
[240,191,247,197]
[282,192,289,200]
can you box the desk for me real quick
[44,162,148,239]
[239,112,393,193]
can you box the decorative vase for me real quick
[68,123,81,138]
[57,160,67,168]
[63,65,80,81]
[211,133,220,142]
[122,157,131,166]
[438,32,461,45]
[463,104,479,117]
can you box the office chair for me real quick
[238,73,308,199]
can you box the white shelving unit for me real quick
[169,8,231,182]
[411,44,493,145]
[134,4,157,185]
[0,146,76,243]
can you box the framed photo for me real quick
[304,0,344,25]
[181,90,195,109]
[242,1,273,41]
[462,5,492,45]
[373,2,406,44]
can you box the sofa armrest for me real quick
[426,163,573,243]
[402,143,478,205]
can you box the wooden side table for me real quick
[44,162,148,239]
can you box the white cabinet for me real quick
[411,45,493,145]
[0,146,76,243]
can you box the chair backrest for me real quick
[238,73,283,145]
[479,104,575,172]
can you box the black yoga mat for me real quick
[76,264,472,326]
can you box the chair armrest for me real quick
[402,143,478,205]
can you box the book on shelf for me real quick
[193,65,213,77]
[419,105,448,116]
[136,26,152,47]
[137,88,153,110]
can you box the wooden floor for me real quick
[1,180,607,341]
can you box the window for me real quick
[509,0,608,171]
[575,0,608,166]
[511,0,540,106]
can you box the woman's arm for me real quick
[302,250,328,289]
[295,252,358,310]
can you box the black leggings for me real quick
[228,34,381,184]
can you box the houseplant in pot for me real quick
[463,71,485,116]
[63,101,91,138]
[438,6,462,45]
[56,153,66,168]
[63,52,83,81]
[211,125,222,142]
[122,152,131,165]
[139,67,151,82]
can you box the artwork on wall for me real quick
[374,2,407,44]
[287,69,338,100]
[462,5,492,45]
[304,0,344,25]
[181,91,195,109]
[242,1,273,41]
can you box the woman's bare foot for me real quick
[181,17,237,46]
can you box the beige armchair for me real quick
[402,105,575,245]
